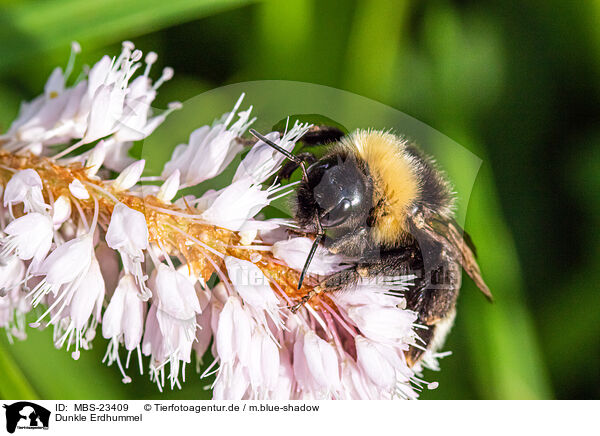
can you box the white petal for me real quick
[121,278,145,350]
[83,85,118,143]
[85,141,106,176]
[0,256,26,291]
[213,362,249,400]
[105,203,148,255]
[248,333,265,387]
[113,160,145,191]
[301,331,341,392]
[303,331,330,388]
[35,234,93,285]
[3,212,53,262]
[141,303,163,359]
[355,336,397,388]
[260,333,280,389]
[215,298,235,363]
[155,308,196,362]
[238,228,257,246]
[153,264,200,320]
[68,179,89,199]
[157,169,180,202]
[52,195,71,227]
[292,335,314,392]
[233,131,280,183]
[216,297,252,364]
[200,179,270,231]
[102,276,127,339]
[87,55,112,98]
[161,97,253,186]
[3,169,42,207]
[347,305,417,343]
[44,67,65,97]
[272,237,346,276]
[70,258,105,329]
[224,256,279,311]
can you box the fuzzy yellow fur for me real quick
[341,130,420,245]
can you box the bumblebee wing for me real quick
[423,212,493,301]
[451,217,478,258]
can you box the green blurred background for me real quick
[0,0,598,400]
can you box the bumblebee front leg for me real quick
[289,267,362,313]
[289,289,319,312]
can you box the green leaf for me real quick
[0,0,255,73]
[0,337,38,400]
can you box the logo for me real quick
[2,402,50,434]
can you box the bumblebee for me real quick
[250,126,492,366]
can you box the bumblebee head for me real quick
[296,153,372,231]
[296,130,423,245]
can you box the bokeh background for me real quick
[0,0,598,400]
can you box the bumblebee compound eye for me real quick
[309,155,368,228]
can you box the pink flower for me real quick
[0,45,445,399]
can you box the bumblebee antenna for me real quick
[249,129,310,182]
[249,129,325,290]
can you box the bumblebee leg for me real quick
[324,228,372,257]
[290,267,363,313]
[289,289,318,313]
[290,247,419,311]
